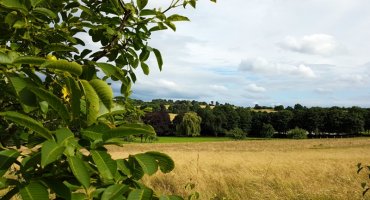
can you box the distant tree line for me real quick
[132,99,370,138]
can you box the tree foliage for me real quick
[0,0,216,199]
[175,112,202,137]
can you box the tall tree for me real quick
[175,112,202,137]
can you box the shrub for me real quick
[226,128,246,140]
[287,127,308,139]
[260,123,275,138]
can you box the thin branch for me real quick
[92,9,131,62]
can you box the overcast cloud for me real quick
[127,0,370,107]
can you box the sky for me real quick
[127,0,370,107]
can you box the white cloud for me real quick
[246,83,266,93]
[210,85,228,91]
[239,57,316,78]
[278,34,340,55]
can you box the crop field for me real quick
[108,138,370,200]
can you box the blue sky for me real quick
[128,0,370,107]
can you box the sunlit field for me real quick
[108,138,370,200]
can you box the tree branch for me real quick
[92,6,131,62]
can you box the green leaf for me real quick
[146,152,175,173]
[116,159,132,176]
[0,52,12,64]
[28,86,71,123]
[0,0,28,14]
[141,62,149,75]
[127,189,153,200]
[90,150,117,181]
[12,56,46,65]
[133,153,158,175]
[19,181,49,200]
[165,21,176,31]
[96,63,125,81]
[140,9,156,16]
[30,0,46,7]
[102,123,156,141]
[41,60,83,76]
[136,0,148,10]
[67,156,90,189]
[39,101,48,114]
[101,184,129,200]
[55,128,75,145]
[66,77,81,120]
[41,140,65,168]
[0,150,20,177]
[167,14,190,22]
[152,48,163,71]
[81,130,103,141]
[43,179,71,200]
[71,193,86,200]
[80,80,100,126]
[8,76,38,112]
[189,0,196,8]
[89,79,113,110]
[33,7,57,19]
[45,44,79,53]
[0,111,52,140]
[139,49,150,62]
[21,152,41,171]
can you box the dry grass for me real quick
[108,138,370,200]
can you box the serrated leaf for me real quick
[136,0,148,10]
[41,140,65,168]
[102,123,156,141]
[67,156,90,189]
[133,153,158,175]
[167,14,190,22]
[127,189,153,200]
[146,151,175,173]
[12,56,46,65]
[152,48,163,71]
[89,79,113,110]
[28,86,71,123]
[0,150,20,177]
[41,60,83,76]
[101,184,129,200]
[80,80,100,126]
[141,62,149,75]
[19,181,49,200]
[0,111,52,140]
[33,7,57,19]
[91,150,117,181]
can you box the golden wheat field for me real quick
[108,138,370,200]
